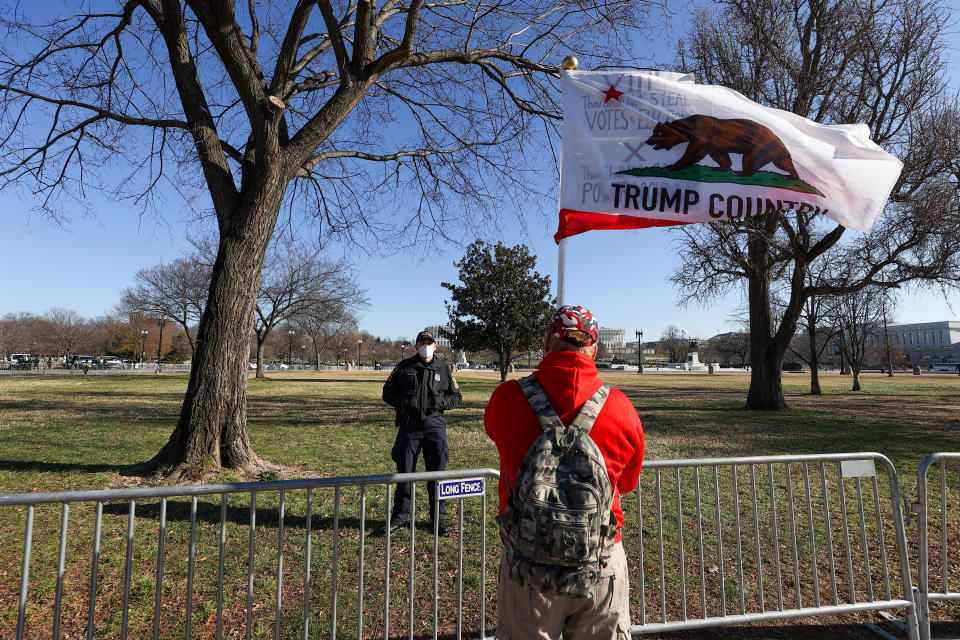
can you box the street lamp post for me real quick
[156,318,165,373]
[357,339,363,368]
[635,329,644,374]
[287,330,295,366]
[140,330,149,364]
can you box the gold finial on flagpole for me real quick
[561,55,578,70]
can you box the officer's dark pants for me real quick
[391,415,449,524]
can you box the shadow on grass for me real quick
[256,377,383,384]
[638,403,745,412]
[0,396,185,414]
[98,498,451,536]
[0,459,129,474]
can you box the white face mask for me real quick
[418,343,436,359]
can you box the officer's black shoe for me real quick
[435,521,449,537]
[388,518,409,535]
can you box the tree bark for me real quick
[852,368,861,391]
[133,182,286,475]
[746,337,788,410]
[255,337,266,379]
[807,322,822,395]
[745,220,789,411]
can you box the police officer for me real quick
[382,330,462,535]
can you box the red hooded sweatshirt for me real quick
[484,351,645,543]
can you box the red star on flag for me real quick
[602,84,624,103]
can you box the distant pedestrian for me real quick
[382,330,462,536]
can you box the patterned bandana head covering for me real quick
[548,305,599,345]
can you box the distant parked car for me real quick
[102,356,123,368]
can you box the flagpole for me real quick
[556,54,578,308]
[557,237,567,306]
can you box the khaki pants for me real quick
[495,542,631,640]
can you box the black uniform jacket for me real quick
[382,355,462,424]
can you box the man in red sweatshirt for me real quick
[485,305,645,639]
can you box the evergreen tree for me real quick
[443,241,554,382]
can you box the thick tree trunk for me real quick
[133,182,287,476]
[745,221,789,411]
[807,323,822,395]
[852,368,861,391]
[746,337,788,410]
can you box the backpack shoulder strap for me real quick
[570,384,611,435]
[518,374,563,435]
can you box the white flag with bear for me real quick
[556,70,903,242]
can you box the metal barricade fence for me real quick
[0,455,933,639]
[629,453,919,639]
[0,468,500,640]
[915,452,960,640]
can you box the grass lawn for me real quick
[0,369,957,638]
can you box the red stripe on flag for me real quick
[555,209,691,243]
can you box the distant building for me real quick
[598,327,626,349]
[625,341,657,356]
[424,325,452,347]
[869,321,960,365]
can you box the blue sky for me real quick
[2,2,959,342]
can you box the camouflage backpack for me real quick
[498,374,617,598]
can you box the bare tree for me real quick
[252,238,363,377]
[0,2,657,475]
[712,331,751,367]
[659,325,688,363]
[42,308,93,357]
[121,257,210,357]
[0,313,35,360]
[828,286,886,391]
[671,0,960,410]
[784,267,840,395]
[294,301,363,369]
[878,286,899,376]
[788,301,838,395]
